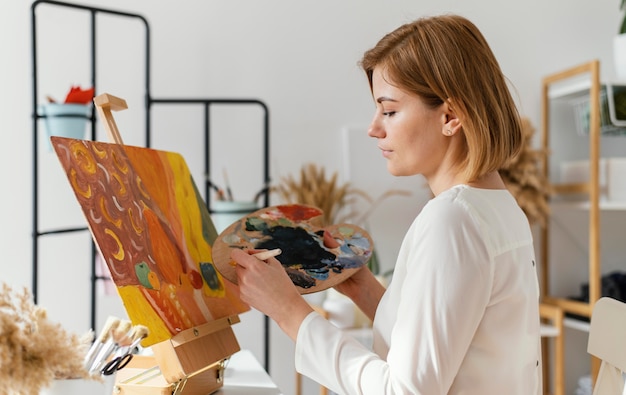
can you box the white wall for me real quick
[0,1,620,394]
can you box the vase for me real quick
[211,201,259,233]
[613,34,626,81]
[40,103,90,151]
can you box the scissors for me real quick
[101,349,135,376]
[100,325,149,376]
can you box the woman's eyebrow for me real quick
[376,96,397,103]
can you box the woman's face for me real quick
[367,67,451,180]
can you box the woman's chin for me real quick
[386,164,403,177]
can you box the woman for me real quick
[231,14,541,394]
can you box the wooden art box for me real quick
[112,316,240,395]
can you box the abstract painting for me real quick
[212,204,373,294]
[51,136,249,346]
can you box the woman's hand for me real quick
[231,248,313,340]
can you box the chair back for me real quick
[588,297,626,395]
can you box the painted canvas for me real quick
[51,136,249,346]
[212,204,373,294]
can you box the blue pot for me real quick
[40,103,90,149]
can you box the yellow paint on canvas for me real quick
[117,285,171,346]
[165,152,225,298]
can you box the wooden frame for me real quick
[540,60,603,389]
[540,303,565,395]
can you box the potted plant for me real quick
[40,86,94,150]
[614,0,626,80]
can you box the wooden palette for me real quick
[211,204,374,294]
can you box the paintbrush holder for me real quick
[211,201,258,233]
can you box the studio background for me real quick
[0,1,618,393]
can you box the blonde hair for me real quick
[360,14,522,182]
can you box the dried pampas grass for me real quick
[272,163,410,227]
[0,283,95,395]
[272,163,369,226]
[500,117,552,226]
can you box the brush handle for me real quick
[252,248,282,260]
[83,342,103,370]
[89,340,116,374]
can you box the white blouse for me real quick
[295,185,542,395]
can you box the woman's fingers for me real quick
[231,248,282,266]
[230,248,260,268]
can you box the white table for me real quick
[214,349,283,395]
[40,350,282,395]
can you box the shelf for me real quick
[549,79,626,100]
[549,79,626,135]
[540,323,561,338]
[541,60,603,392]
[548,78,592,100]
[551,198,626,211]
[31,1,272,371]
[563,317,591,333]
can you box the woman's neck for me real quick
[429,171,506,196]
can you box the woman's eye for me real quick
[382,111,396,117]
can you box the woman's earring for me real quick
[445,128,453,136]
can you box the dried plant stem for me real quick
[500,117,552,226]
[0,283,95,395]
[272,163,410,227]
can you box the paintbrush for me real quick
[89,319,131,373]
[126,325,149,353]
[223,168,234,201]
[83,316,120,371]
[115,320,134,346]
[229,248,282,266]
[252,248,282,260]
[208,179,226,201]
[109,324,149,361]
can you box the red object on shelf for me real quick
[64,85,94,104]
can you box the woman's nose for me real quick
[368,116,384,138]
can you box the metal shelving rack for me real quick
[31,0,271,370]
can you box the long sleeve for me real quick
[295,185,542,395]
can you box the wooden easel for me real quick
[93,93,241,395]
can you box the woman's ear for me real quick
[442,100,461,136]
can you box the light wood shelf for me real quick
[540,60,601,394]
[540,59,619,395]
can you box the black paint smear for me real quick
[255,225,337,270]
[285,267,316,289]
